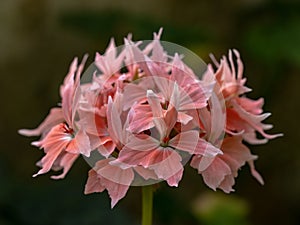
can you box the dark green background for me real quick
[1,0,298,225]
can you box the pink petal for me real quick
[179,82,210,110]
[60,56,87,126]
[65,129,91,157]
[236,97,264,115]
[60,58,78,125]
[218,175,235,193]
[230,100,283,140]
[18,108,64,137]
[51,152,79,179]
[208,93,226,144]
[134,166,158,180]
[77,109,108,136]
[104,178,131,208]
[95,38,125,77]
[242,131,268,145]
[122,79,155,110]
[168,130,199,153]
[130,44,153,77]
[32,124,71,177]
[147,90,163,117]
[128,104,154,133]
[170,54,197,87]
[163,106,178,136]
[177,112,193,125]
[169,82,180,110]
[99,159,134,186]
[95,159,134,208]
[166,168,183,187]
[115,142,160,169]
[107,96,123,147]
[169,131,222,156]
[201,157,231,191]
[84,169,106,194]
[190,155,215,172]
[97,139,116,158]
[124,134,160,152]
[248,160,264,185]
[146,147,183,183]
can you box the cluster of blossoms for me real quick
[19,30,281,208]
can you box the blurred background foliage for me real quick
[0,0,298,224]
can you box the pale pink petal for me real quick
[18,108,64,137]
[236,97,264,115]
[122,78,156,110]
[33,142,66,177]
[127,105,154,133]
[169,131,222,156]
[169,82,180,110]
[179,82,211,110]
[220,136,253,173]
[51,152,79,179]
[60,58,78,125]
[84,169,106,194]
[115,146,156,169]
[125,134,160,152]
[218,175,235,193]
[65,129,91,157]
[196,139,223,157]
[201,157,231,191]
[177,112,193,125]
[77,108,108,136]
[98,159,134,186]
[147,147,183,184]
[134,166,158,180]
[60,55,87,126]
[72,55,88,123]
[32,124,71,177]
[152,117,167,140]
[166,168,183,187]
[233,49,243,80]
[242,131,268,145]
[248,160,264,185]
[195,136,264,192]
[151,41,168,63]
[208,93,226,144]
[96,159,134,208]
[163,106,178,136]
[107,96,123,147]
[190,155,215,172]
[97,138,116,158]
[152,76,174,101]
[147,90,163,117]
[168,130,198,153]
[95,38,125,77]
[230,100,283,140]
[171,54,197,86]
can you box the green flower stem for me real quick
[142,185,153,225]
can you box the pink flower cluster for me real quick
[19,30,282,207]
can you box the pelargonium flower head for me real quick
[19,29,281,208]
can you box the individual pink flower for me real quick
[19,56,91,178]
[207,49,283,143]
[113,87,221,187]
[191,135,263,192]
